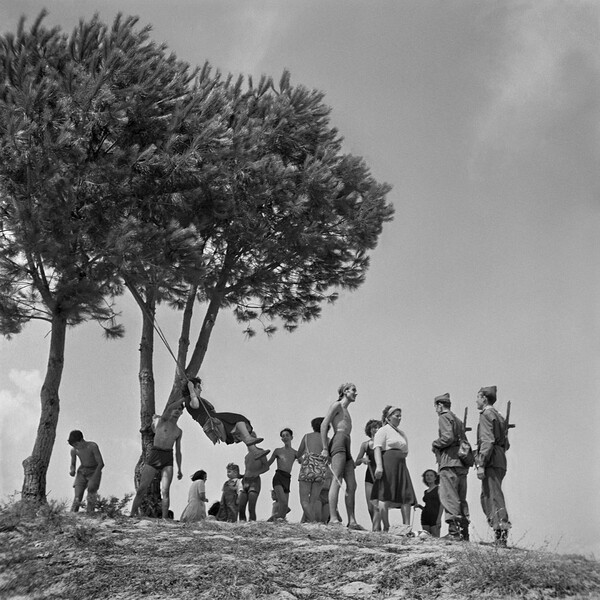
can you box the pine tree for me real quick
[164,71,394,403]
[0,12,201,502]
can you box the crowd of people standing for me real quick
[68,381,511,546]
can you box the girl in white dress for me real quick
[181,469,208,522]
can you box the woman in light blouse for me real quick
[372,405,416,532]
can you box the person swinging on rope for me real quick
[183,378,269,459]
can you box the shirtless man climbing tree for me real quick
[130,403,184,519]
[321,383,363,530]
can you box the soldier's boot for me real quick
[494,529,508,547]
[443,519,463,541]
[461,517,470,542]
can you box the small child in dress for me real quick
[217,463,242,522]
[415,469,442,537]
[181,469,208,523]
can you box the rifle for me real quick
[463,407,471,432]
[505,400,515,431]
[504,400,515,445]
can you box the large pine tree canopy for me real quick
[0,12,393,503]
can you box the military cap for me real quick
[478,386,497,403]
[434,393,451,405]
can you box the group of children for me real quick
[180,425,326,524]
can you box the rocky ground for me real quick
[1,508,599,600]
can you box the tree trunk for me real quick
[21,312,67,503]
[134,289,162,517]
[186,290,222,378]
[169,285,197,394]
[166,287,223,406]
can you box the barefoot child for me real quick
[217,463,243,522]
[239,451,269,521]
[68,430,104,513]
[267,428,298,520]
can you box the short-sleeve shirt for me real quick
[373,424,409,454]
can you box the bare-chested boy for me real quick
[68,430,104,513]
[130,403,184,519]
[267,428,298,521]
[239,450,269,521]
[320,383,363,529]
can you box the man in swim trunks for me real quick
[320,382,363,529]
[267,428,298,521]
[68,430,104,513]
[130,402,184,519]
[239,450,269,521]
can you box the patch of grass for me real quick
[451,543,600,598]
[71,521,97,544]
[376,556,450,599]
[0,497,70,536]
[91,493,133,519]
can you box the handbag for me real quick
[203,416,227,445]
[298,452,328,482]
[452,417,475,467]
[298,436,328,482]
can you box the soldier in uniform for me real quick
[475,385,511,546]
[431,393,470,540]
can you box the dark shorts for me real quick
[146,446,173,471]
[273,469,291,494]
[73,466,101,493]
[319,487,329,504]
[329,432,352,461]
[242,475,261,495]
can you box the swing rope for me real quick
[125,281,214,420]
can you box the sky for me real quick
[1,1,599,557]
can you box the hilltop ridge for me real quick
[1,507,599,599]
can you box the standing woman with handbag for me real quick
[297,417,329,522]
[372,406,417,532]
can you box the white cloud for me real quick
[9,368,44,395]
[474,3,600,160]
[0,369,42,498]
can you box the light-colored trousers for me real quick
[439,466,469,525]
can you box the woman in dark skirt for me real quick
[372,405,416,532]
